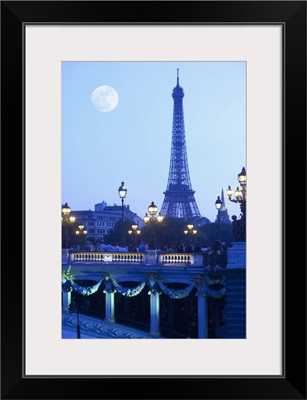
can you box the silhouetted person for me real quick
[138,241,147,252]
[176,242,185,253]
[185,241,194,253]
[194,242,201,253]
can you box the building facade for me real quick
[72,202,144,244]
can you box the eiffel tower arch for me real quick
[160,70,201,219]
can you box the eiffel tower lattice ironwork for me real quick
[160,70,201,219]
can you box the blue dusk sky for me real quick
[62,61,246,223]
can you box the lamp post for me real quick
[143,201,163,249]
[128,222,141,247]
[128,222,141,236]
[184,224,197,236]
[215,196,222,241]
[226,166,247,241]
[184,224,197,252]
[69,299,90,339]
[62,202,76,248]
[118,181,127,246]
[75,224,87,249]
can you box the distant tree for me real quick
[62,219,82,248]
[157,217,187,248]
[103,218,135,246]
[197,223,233,247]
[102,218,233,251]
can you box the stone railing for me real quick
[158,252,203,265]
[69,251,145,263]
[63,250,204,267]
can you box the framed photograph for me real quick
[1,1,306,399]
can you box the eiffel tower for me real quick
[160,70,201,219]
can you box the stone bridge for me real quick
[62,243,246,339]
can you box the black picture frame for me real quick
[1,1,306,399]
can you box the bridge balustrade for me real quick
[64,250,204,267]
[69,251,145,263]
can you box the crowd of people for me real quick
[70,239,229,257]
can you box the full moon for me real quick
[91,85,119,112]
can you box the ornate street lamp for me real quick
[215,196,222,241]
[128,222,141,236]
[76,224,87,248]
[184,224,197,236]
[143,201,163,249]
[128,222,141,247]
[118,181,127,246]
[62,202,76,223]
[62,202,76,248]
[226,167,247,241]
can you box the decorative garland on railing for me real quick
[103,273,146,297]
[193,274,226,298]
[62,266,103,295]
[62,266,75,293]
[62,268,226,300]
[70,280,104,296]
[158,281,195,299]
